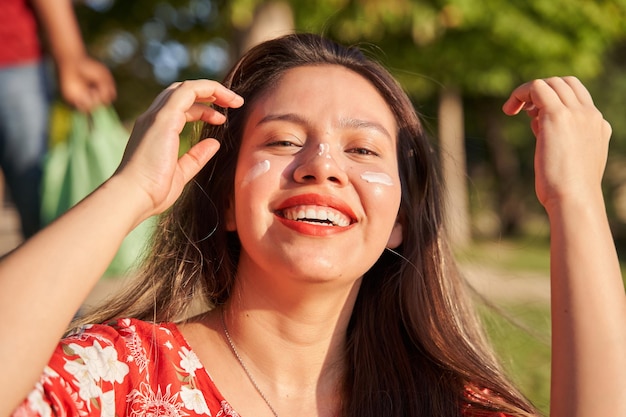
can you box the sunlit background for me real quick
[7,1,626,412]
[71,0,626,244]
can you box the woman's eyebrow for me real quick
[338,117,394,142]
[256,113,394,142]
[256,113,308,127]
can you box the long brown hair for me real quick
[75,33,537,417]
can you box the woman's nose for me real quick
[292,143,348,185]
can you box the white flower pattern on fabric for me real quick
[127,382,189,417]
[46,365,89,417]
[61,340,129,412]
[63,359,102,402]
[68,341,129,383]
[100,391,116,417]
[179,346,203,376]
[14,318,383,417]
[22,385,52,417]
[216,401,240,417]
[181,386,211,415]
[120,319,150,375]
[173,345,211,416]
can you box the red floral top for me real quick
[13,318,511,417]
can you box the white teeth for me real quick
[305,208,317,220]
[281,205,351,227]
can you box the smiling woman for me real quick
[2,33,625,417]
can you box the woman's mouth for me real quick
[274,194,357,236]
[277,205,352,227]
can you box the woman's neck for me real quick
[187,275,358,416]
[223,271,360,389]
[182,259,362,416]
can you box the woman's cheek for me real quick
[359,170,399,198]
[359,171,396,197]
[360,171,394,187]
[240,159,271,187]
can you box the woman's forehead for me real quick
[246,65,398,137]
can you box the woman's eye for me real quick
[265,133,303,148]
[268,140,300,147]
[347,147,379,156]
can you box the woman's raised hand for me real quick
[504,78,626,417]
[502,77,611,212]
[116,80,244,218]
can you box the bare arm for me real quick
[503,77,626,416]
[29,0,116,111]
[0,81,244,416]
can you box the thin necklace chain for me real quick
[220,309,280,417]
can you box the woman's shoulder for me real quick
[14,318,234,417]
[64,317,183,350]
[54,317,187,377]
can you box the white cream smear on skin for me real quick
[360,171,394,186]
[318,143,332,158]
[241,159,270,186]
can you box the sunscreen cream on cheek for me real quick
[241,159,270,186]
[360,171,394,186]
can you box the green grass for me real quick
[481,303,552,415]
[459,235,626,284]
[456,236,551,273]
[468,235,626,416]
[457,237,553,413]
[464,238,551,415]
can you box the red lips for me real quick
[274,193,357,236]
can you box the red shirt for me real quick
[0,0,42,67]
[13,318,512,416]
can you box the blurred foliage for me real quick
[73,0,626,117]
[74,0,234,119]
[225,0,626,97]
[76,0,626,113]
[71,0,626,234]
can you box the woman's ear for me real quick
[386,221,403,249]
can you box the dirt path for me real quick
[461,262,550,305]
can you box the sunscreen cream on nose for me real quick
[360,171,394,186]
[242,160,270,186]
[318,143,331,158]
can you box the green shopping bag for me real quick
[41,106,154,276]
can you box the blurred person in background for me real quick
[0,0,116,238]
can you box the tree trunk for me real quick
[438,87,471,248]
[482,103,525,235]
[237,1,294,55]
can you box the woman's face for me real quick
[229,65,402,286]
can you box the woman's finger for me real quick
[503,78,570,115]
[143,83,180,115]
[542,77,580,107]
[177,138,221,183]
[184,103,227,125]
[561,76,595,106]
[161,80,244,115]
[132,80,243,151]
